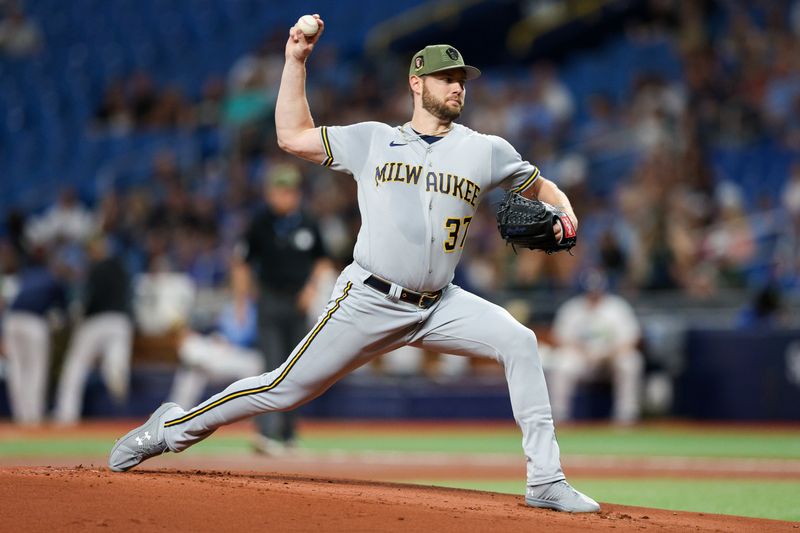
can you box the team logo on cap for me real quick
[446,47,459,60]
[414,56,424,70]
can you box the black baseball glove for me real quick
[496,191,577,253]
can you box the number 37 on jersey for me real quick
[443,216,472,252]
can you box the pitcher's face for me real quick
[421,70,467,122]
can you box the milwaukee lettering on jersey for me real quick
[374,162,423,186]
[374,163,481,207]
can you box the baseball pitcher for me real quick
[109,14,599,513]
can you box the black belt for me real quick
[364,275,442,309]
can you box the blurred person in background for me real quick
[133,253,196,337]
[53,234,133,425]
[0,3,43,57]
[0,240,21,308]
[24,187,94,247]
[241,163,333,454]
[194,75,227,130]
[0,240,21,391]
[224,38,282,160]
[777,162,800,291]
[576,92,628,156]
[92,80,133,136]
[2,245,67,425]
[148,84,194,130]
[548,269,644,425]
[508,62,574,145]
[128,71,159,128]
[167,260,263,409]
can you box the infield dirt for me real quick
[2,466,797,532]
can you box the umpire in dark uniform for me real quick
[242,162,332,453]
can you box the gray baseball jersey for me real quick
[160,121,565,487]
[322,122,540,291]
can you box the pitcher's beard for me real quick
[422,84,462,122]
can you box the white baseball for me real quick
[296,15,319,36]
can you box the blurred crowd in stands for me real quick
[1,0,799,331]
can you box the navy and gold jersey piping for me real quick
[163,282,353,428]
[321,126,334,167]
[510,167,540,194]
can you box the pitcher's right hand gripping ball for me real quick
[496,191,577,253]
[287,14,323,61]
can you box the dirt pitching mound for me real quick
[2,467,795,532]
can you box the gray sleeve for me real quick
[488,135,541,193]
[320,122,382,177]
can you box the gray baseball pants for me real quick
[162,262,565,486]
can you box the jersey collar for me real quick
[397,122,460,145]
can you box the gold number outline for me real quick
[443,216,473,253]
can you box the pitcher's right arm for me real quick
[275,14,327,164]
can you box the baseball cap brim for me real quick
[409,45,482,80]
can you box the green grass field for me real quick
[1,423,799,521]
[419,478,800,521]
[2,425,799,457]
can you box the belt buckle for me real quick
[418,292,438,308]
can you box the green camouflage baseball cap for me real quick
[409,45,481,80]
[265,163,302,188]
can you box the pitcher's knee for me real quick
[263,392,302,412]
[266,384,319,412]
[279,397,308,412]
[498,327,540,364]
